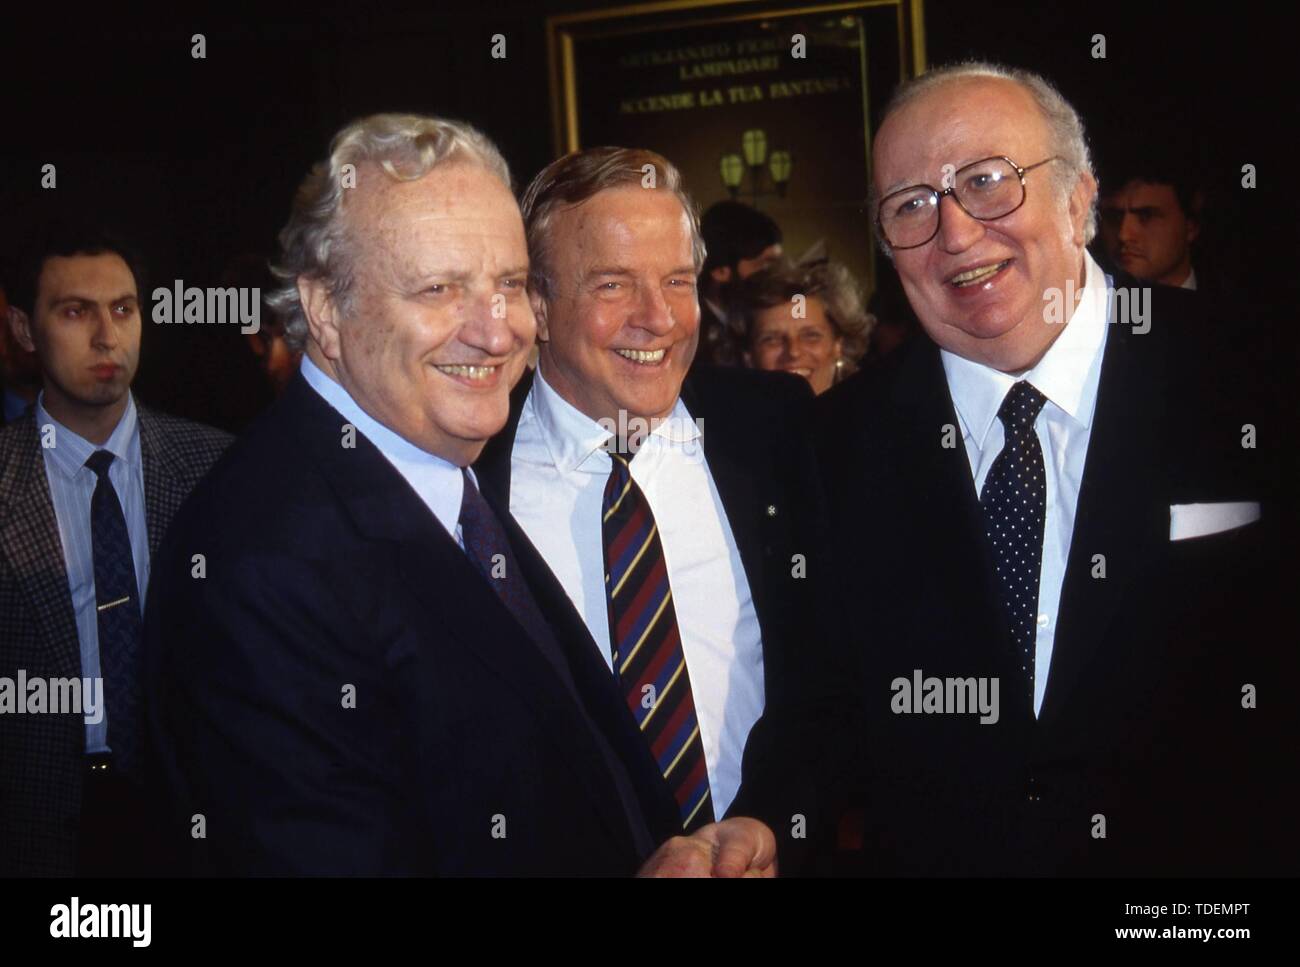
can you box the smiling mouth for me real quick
[614,348,667,365]
[434,364,498,381]
[948,259,1012,287]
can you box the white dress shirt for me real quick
[1180,267,1198,291]
[508,365,765,815]
[300,355,468,547]
[941,251,1111,717]
[37,393,149,752]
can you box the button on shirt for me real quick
[300,356,467,545]
[941,251,1111,717]
[509,365,765,816]
[37,393,149,753]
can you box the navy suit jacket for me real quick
[749,279,1293,876]
[144,371,681,875]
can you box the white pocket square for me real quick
[1169,502,1261,541]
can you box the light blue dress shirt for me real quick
[37,392,150,753]
[299,355,468,545]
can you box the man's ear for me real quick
[298,276,342,359]
[1069,170,1099,247]
[8,306,36,354]
[529,288,551,344]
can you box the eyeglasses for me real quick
[876,156,1063,250]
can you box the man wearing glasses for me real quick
[737,61,1283,876]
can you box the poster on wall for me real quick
[547,0,927,295]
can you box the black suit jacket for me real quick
[143,372,681,875]
[0,403,231,876]
[475,365,834,731]
[750,281,1292,875]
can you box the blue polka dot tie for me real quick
[980,381,1048,703]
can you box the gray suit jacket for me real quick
[0,402,230,875]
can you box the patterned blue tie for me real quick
[458,469,556,648]
[85,450,143,775]
[979,382,1048,704]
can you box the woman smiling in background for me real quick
[733,258,873,394]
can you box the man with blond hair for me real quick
[144,115,775,876]
[475,147,834,840]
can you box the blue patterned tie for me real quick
[979,381,1048,704]
[458,469,556,648]
[85,450,143,775]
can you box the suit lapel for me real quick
[892,341,1034,720]
[138,407,186,558]
[473,367,531,509]
[501,504,683,840]
[292,376,648,857]
[679,375,770,615]
[0,416,81,680]
[1040,323,1167,726]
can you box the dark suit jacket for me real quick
[748,280,1292,876]
[143,372,682,875]
[475,365,834,734]
[0,403,231,876]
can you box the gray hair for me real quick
[731,256,875,374]
[871,61,1098,258]
[267,113,513,350]
[519,146,706,302]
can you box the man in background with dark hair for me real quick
[1096,159,1203,290]
[0,223,230,875]
[695,200,783,366]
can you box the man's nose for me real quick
[91,308,118,349]
[459,290,523,357]
[1118,212,1140,243]
[936,194,985,253]
[633,283,675,336]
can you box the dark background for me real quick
[2,0,1294,429]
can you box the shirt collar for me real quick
[299,354,466,536]
[36,391,141,481]
[1180,267,1198,291]
[529,362,701,474]
[941,249,1111,449]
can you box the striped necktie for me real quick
[601,442,713,831]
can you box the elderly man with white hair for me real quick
[737,62,1280,876]
[142,113,775,877]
